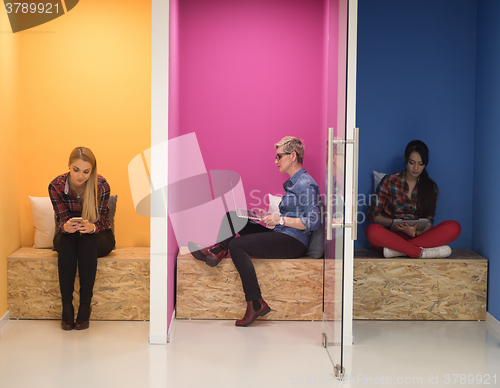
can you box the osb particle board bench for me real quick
[7,247,150,320]
[176,247,324,321]
[353,248,487,321]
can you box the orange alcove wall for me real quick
[0,17,21,316]
[1,0,151,316]
[6,0,151,251]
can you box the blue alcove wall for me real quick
[473,0,500,323]
[356,0,500,321]
[356,0,477,250]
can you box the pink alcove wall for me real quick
[167,0,340,334]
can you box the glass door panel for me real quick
[323,0,357,379]
[323,127,346,377]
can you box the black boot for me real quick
[61,302,75,331]
[75,302,91,330]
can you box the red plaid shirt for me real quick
[367,170,435,226]
[48,172,111,233]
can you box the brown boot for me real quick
[61,302,75,331]
[235,299,271,327]
[74,303,91,330]
[188,242,227,267]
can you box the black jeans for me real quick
[217,212,307,302]
[53,229,115,303]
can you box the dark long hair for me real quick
[404,140,438,218]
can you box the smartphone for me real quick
[71,217,83,223]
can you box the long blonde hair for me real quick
[69,147,99,223]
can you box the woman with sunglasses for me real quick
[188,136,320,327]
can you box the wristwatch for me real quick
[279,216,285,226]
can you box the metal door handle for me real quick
[326,127,335,241]
[327,128,359,240]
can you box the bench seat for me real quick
[7,247,150,320]
[176,247,323,321]
[353,248,487,320]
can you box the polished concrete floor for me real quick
[0,318,499,388]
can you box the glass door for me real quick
[322,0,358,379]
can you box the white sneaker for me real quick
[420,245,452,259]
[383,247,406,258]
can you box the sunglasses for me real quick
[276,152,291,161]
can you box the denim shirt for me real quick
[273,168,320,246]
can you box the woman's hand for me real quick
[261,213,280,227]
[64,219,95,234]
[373,215,394,228]
[78,220,95,234]
[63,219,80,233]
[260,213,307,230]
[393,221,417,237]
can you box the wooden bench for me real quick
[353,248,488,320]
[176,247,323,321]
[7,247,150,320]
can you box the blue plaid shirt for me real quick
[273,168,320,246]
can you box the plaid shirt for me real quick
[48,172,111,233]
[367,170,434,226]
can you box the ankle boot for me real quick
[75,303,92,330]
[188,242,228,267]
[61,302,75,331]
[235,298,271,327]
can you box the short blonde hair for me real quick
[275,136,304,164]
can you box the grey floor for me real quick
[0,318,499,388]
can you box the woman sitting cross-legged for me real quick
[365,140,461,258]
[188,136,320,327]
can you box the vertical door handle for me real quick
[352,128,359,240]
[326,127,335,241]
[327,128,359,241]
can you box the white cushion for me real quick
[29,196,56,249]
[373,170,388,192]
[266,193,324,259]
[267,194,282,216]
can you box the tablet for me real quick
[390,218,429,232]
